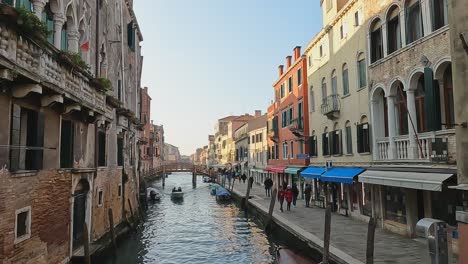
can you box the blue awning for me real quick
[300,167,326,179]
[320,168,365,184]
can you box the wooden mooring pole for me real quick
[265,188,277,231]
[83,224,91,264]
[366,217,376,264]
[322,203,332,264]
[128,198,136,223]
[243,177,253,210]
[108,208,117,254]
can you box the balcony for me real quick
[138,137,148,145]
[0,15,106,115]
[375,130,456,163]
[289,118,304,137]
[268,129,279,143]
[321,94,341,120]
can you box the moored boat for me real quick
[215,186,231,202]
[275,247,315,264]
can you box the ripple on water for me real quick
[98,173,275,264]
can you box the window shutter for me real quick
[35,111,45,170]
[322,133,327,155]
[329,131,335,155]
[4,0,14,5]
[424,67,439,131]
[10,104,21,171]
[357,124,363,153]
[338,129,343,155]
[127,22,135,51]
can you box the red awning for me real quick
[264,166,287,173]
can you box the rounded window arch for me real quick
[370,18,383,63]
[387,4,402,54]
[321,77,327,100]
[405,0,424,44]
[331,70,337,95]
[357,52,367,88]
[344,120,352,154]
[342,63,349,95]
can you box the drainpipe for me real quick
[95,0,100,77]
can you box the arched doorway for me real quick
[73,179,90,249]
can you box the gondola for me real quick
[215,186,231,202]
[275,247,315,264]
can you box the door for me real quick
[73,190,87,249]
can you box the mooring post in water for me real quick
[83,224,91,264]
[128,198,136,224]
[265,188,278,231]
[192,169,196,187]
[322,203,332,264]
[243,176,253,210]
[366,217,376,264]
[108,208,117,253]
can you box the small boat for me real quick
[215,186,231,202]
[171,187,184,199]
[149,190,161,201]
[203,176,210,183]
[275,247,315,264]
[209,183,219,195]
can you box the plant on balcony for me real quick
[106,95,122,108]
[90,77,113,93]
[0,6,51,39]
[58,51,90,72]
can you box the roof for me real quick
[248,114,267,132]
[219,115,239,121]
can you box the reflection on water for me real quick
[98,173,275,264]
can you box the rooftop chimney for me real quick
[278,65,284,76]
[286,56,292,68]
[294,46,301,61]
[255,110,262,117]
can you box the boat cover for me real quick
[216,187,230,197]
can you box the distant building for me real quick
[164,143,181,162]
[247,114,268,185]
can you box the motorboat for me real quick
[147,188,161,201]
[209,183,219,195]
[215,186,231,202]
[203,176,210,183]
[275,247,315,264]
[171,187,184,199]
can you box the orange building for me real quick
[266,46,309,188]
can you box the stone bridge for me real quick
[150,162,216,186]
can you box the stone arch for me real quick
[65,1,77,29]
[360,115,369,124]
[407,68,425,91]
[48,0,63,15]
[367,15,384,34]
[371,83,387,98]
[433,56,452,80]
[388,77,407,96]
[333,122,340,131]
[385,2,403,20]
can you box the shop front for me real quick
[264,166,287,189]
[300,167,326,208]
[285,167,305,198]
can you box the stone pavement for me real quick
[229,181,457,264]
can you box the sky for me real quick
[133,0,323,155]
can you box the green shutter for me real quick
[357,124,363,153]
[329,131,335,155]
[424,67,441,131]
[9,104,21,171]
[4,0,14,5]
[322,133,327,155]
[127,22,135,51]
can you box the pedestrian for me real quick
[264,178,269,196]
[267,177,273,196]
[282,180,287,191]
[304,184,312,207]
[241,173,247,184]
[278,187,285,212]
[248,176,254,188]
[285,185,293,211]
[292,183,299,207]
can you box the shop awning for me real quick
[249,168,265,173]
[358,170,454,191]
[320,168,365,184]
[300,167,326,179]
[285,167,304,175]
[264,166,287,173]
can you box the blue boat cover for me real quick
[320,168,365,184]
[216,187,231,197]
[301,167,326,179]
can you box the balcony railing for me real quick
[268,128,279,142]
[375,130,455,162]
[321,94,341,120]
[0,21,105,114]
[289,118,304,137]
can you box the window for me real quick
[298,139,304,154]
[357,53,367,88]
[60,120,74,168]
[308,55,312,67]
[15,206,31,244]
[395,85,409,135]
[288,107,293,125]
[310,88,316,112]
[432,0,448,31]
[282,142,288,159]
[297,101,303,129]
[387,6,401,54]
[345,122,353,154]
[97,130,106,167]
[331,70,338,95]
[280,84,285,98]
[98,190,103,206]
[127,22,136,51]
[321,78,327,100]
[9,105,44,171]
[297,68,302,86]
[340,24,347,39]
[288,77,293,93]
[322,132,330,156]
[290,141,294,159]
[370,20,383,63]
[61,23,68,51]
[330,130,342,155]
[357,123,371,153]
[443,65,455,128]
[354,11,360,26]
[118,184,122,197]
[319,45,323,57]
[281,110,288,128]
[310,135,318,157]
[118,80,122,101]
[384,187,407,224]
[406,0,424,44]
[42,4,54,44]
[256,134,260,143]
[14,0,32,10]
[259,133,262,142]
[275,144,279,159]
[342,64,349,95]
[415,75,426,132]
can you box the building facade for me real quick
[267,46,310,188]
[164,143,181,162]
[149,124,164,169]
[234,123,249,175]
[247,114,268,185]
[0,0,143,262]
[139,87,152,174]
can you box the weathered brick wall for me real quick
[0,169,72,264]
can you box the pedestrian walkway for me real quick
[230,181,457,264]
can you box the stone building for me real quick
[139,87,152,175]
[0,0,143,262]
[164,143,180,162]
[247,114,268,185]
[234,122,249,175]
[150,124,164,168]
[206,135,216,167]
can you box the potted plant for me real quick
[91,77,112,93]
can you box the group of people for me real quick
[172,187,182,192]
[276,182,313,212]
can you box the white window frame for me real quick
[98,189,103,207]
[282,142,288,160]
[15,206,31,244]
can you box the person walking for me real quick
[285,186,293,211]
[278,187,285,212]
[264,178,269,196]
[304,184,312,207]
[241,173,247,184]
[248,176,254,188]
[264,177,273,197]
[292,183,299,208]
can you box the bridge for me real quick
[146,162,216,186]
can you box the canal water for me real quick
[99,172,276,264]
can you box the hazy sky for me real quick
[133,0,322,155]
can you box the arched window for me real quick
[342,63,349,95]
[41,4,54,44]
[415,75,426,132]
[406,0,424,44]
[310,130,317,157]
[309,86,315,112]
[357,53,367,88]
[443,65,454,127]
[61,22,68,51]
[432,0,448,31]
[357,116,370,153]
[15,0,32,11]
[321,78,327,101]
[322,127,330,156]
[395,84,408,135]
[331,70,337,95]
[345,121,352,154]
[387,5,401,54]
[370,19,383,63]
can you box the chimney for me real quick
[294,46,301,61]
[278,65,284,76]
[255,110,261,117]
[286,56,292,68]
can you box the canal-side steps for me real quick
[230,182,437,264]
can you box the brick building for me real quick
[266,46,309,188]
[0,0,144,262]
[139,87,152,175]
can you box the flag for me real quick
[80,40,89,52]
